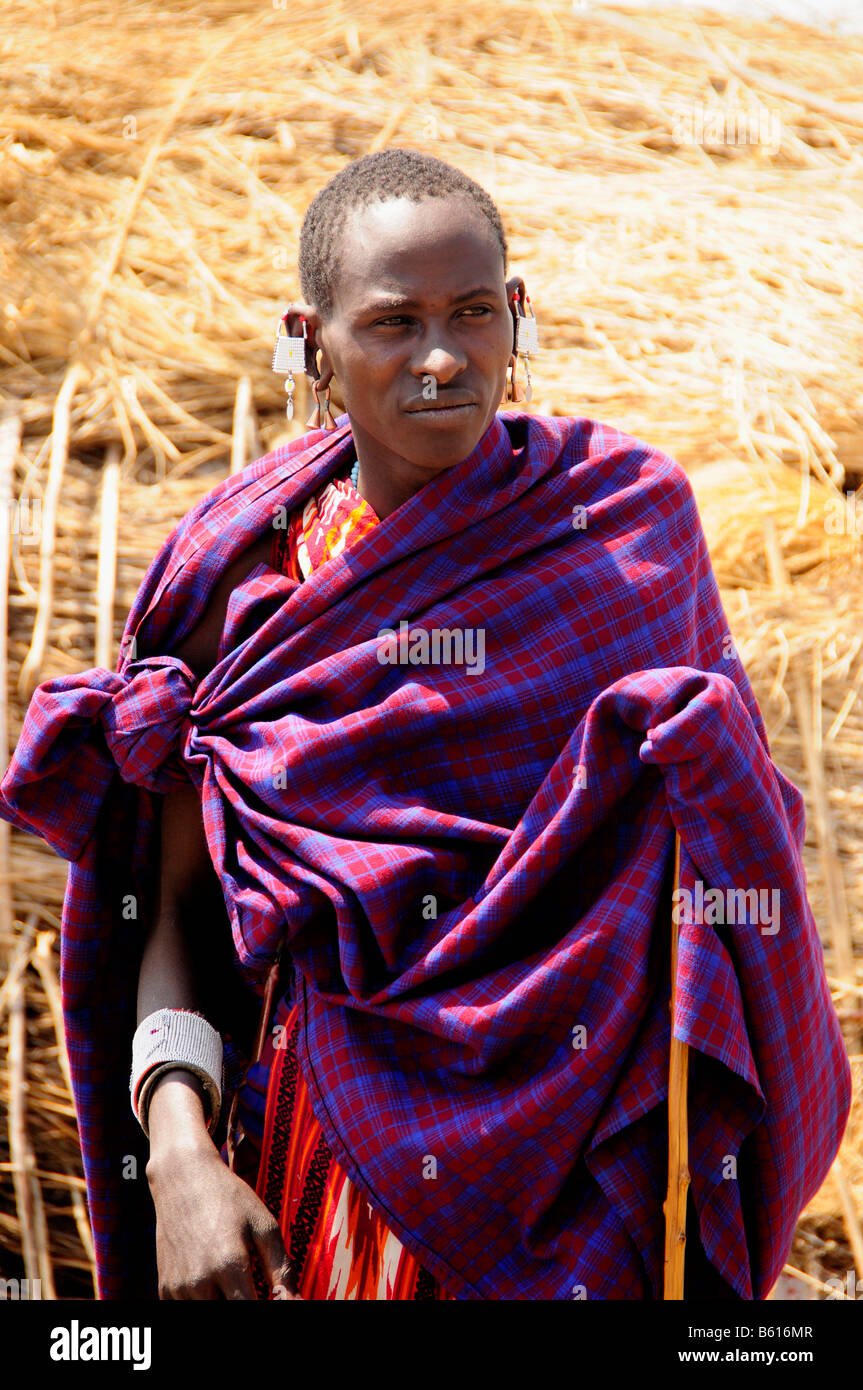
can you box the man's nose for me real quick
[412,333,467,382]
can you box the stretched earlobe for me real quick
[507,284,537,403]
[306,379,338,430]
[502,353,525,404]
[314,359,334,392]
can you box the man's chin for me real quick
[400,406,496,471]
[345,405,497,476]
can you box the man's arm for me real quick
[139,530,276,1137]
[136,534,297,1299]
[138,778,218,1161]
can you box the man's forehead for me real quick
[335,195,503,305]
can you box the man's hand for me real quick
[147,1133,299,1301]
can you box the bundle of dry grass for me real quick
[1,0,861,1298]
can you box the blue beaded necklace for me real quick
[349,457,360,490]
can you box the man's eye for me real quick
[374,307,492,327]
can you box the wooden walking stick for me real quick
[663,830,690,1299]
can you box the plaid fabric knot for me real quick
[0,654,197,862]
[100,655,196,791]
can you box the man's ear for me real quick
[307,313,334,389]
[282,302,333,387]
[506,275,527,307]
[505,275,527,348]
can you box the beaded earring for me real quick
[272,310,338,429]
[511,290,539,403]
[272,312,308,421]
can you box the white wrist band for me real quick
[131,1009,223,1139]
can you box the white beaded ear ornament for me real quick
[512,291,539,403]
[272,311,308,420]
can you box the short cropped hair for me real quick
[298,147,508,319]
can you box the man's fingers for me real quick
[253,1220,301,1300]
[218,1257,259,1302]
[179,1276,221,1301]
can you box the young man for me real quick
[0,149,850,1301]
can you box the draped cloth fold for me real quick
[0,656,197,860]
[0,410,850,1299]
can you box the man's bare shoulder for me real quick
[169,532,275,678]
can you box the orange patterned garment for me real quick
[248,994,454,1300]
[270,465,380,579]
[240,463,457,1300]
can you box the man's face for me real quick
[312,196,519,483]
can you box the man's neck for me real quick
[353,461,430,521]
[348,420,481,521]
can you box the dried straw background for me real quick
[1,0,861,1299]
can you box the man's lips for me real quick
[403,394,478,413]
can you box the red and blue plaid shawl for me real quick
[0,410,850,1299]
